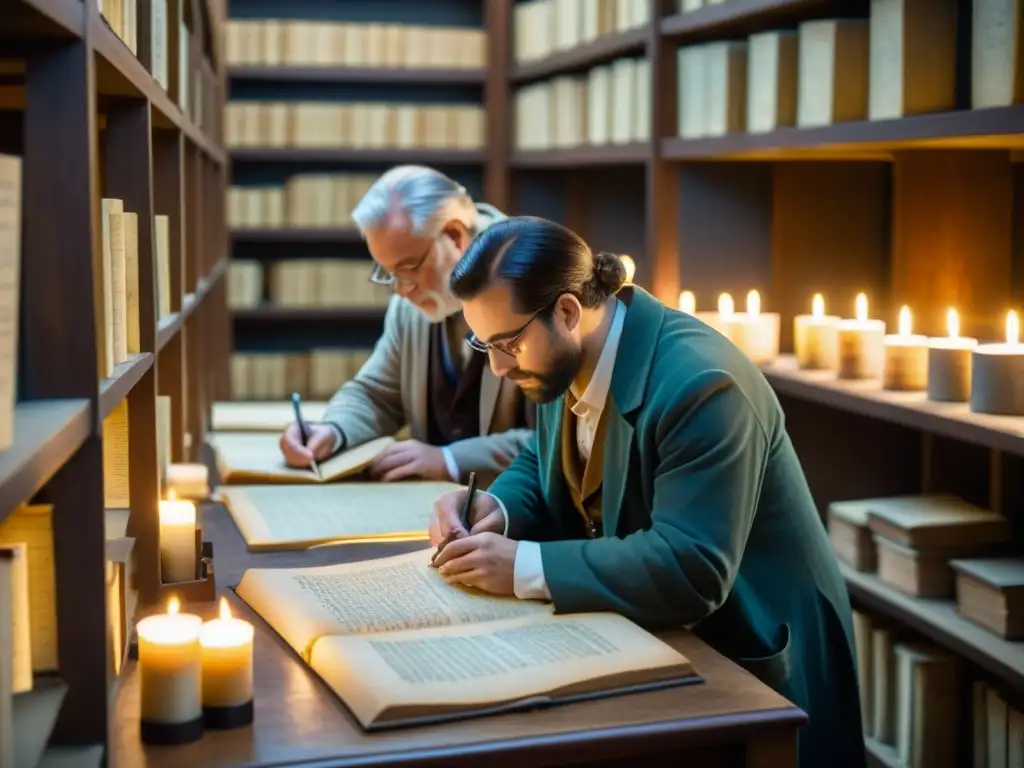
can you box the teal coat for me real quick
[489,287,865,768]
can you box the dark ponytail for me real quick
[450,216,625,313]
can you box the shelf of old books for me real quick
[1,0,228,760]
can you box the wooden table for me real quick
[109,506,807,768]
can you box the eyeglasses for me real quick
[466,304,552,357]
[368,239,436,287]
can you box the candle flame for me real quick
[898,305,912,337]
[812,293,824,319]
[718,292,734,320]
[746,290,761,319]
[947,308,959,339]
[619,255,635,284]
[166,488,176,501]
[219,597,232,621]
[679,290,696,315]
[1008,310,1020,345]
[167,595,180,615]
[855,293,868,323]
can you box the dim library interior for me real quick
[1,0,1023,765]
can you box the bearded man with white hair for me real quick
[279,166,534,486]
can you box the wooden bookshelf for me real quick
[510,26,648,82]
[3,0,228,757]
[228,66,486,85]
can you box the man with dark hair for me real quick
[429,216,865,768]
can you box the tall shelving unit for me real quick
[223,0,509,403]
[1,0,227,757]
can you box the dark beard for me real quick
[508,345,581,404]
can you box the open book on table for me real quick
[235,549,701,730]
[208,433,394,484]
[218,482,461,551]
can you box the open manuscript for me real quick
[208,432,394,484]
[236,550,700,730]
[219,482,460,551]
[211,401,329,433]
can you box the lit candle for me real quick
[882,306,928,391]
[200,597,255,729]
[166,463,210,501]
[970,310,1024,415]
[794,293,840,370]
[138,596,204,744]
[694,291,733,337]
[927,308,977,403]
[726,290,781,365]
[159,495,197,583]
[836,293,886,380]
[679,290,696,315]
[619,255,636,283]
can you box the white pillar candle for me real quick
[695,292,734,337]
[927,308,977,403]
[159,497,197,583]
[619,255,636,284]
[883,306,928,391]
[138,596,204,744]
[726,290,780,365]
[201,597,255,728]
[837,293,886,380]
[679,290,696,316]
[794,293,840,370]
[971,310,1024,415]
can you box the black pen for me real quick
[432,471,477,564]
[291,391,322,480]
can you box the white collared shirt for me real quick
[496,299,627,601]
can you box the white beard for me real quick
[414,287,462,322]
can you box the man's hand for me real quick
[429,489,504,545]
[432,533,517,595]
[279,422,336,468]
[370,439,452,482]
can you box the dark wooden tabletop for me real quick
[108,505,807,768]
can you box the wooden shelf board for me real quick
[7,0,84,37]
[232,305,387,322]
[230,147,487,164]
[156,312,182,351]
[510,27,648,82]
[90,13,226,165]
[661,107,1024,160]
[510,143,650,168]
[231,227,364,244]
[228,66,486,84]
[761,355,1024,457]
[0,400,91,526]
[99,353,154,419]
[660,0,840,38]
[842,563,1024,692]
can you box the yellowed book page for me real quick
[312,612,694,728]
[154,214,171,318]
[123,212,141,354]
[102,399,130,508]
[99,199,123,378]
[1,544,32,693]
[0,505,57,671]
[219,482,459,551]
[0,155,20,451]
[156,395,171,488]
[209,432,394,484]
[236,549,552,660]
[109,211,128,365]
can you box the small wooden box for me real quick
[746,31,798,134]
[797,19,869,127]
[875,536,955,598]
[972,0,1024,108]
[827,501,877,572]
[952,558,1024,640]
[704,41,748,137]
[868,0,957,120]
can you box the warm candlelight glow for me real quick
[718,292,734,320]
[812,293,824,319]
[679,290,696,315]
[168,595,180,615]
[855,293,868,323]
[619,255,636,283]
[746,290,760,319]
[947,308,959,339]
[220,597,231,621]
[898,306,912,337]
[1008,310,1019,345]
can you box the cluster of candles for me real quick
[137,595,255,744]
[679,290,1024,416]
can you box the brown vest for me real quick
[561,394,608,539]
[426,321,485,448]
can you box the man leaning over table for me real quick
[279,166,534,487]
[428,216,865,768]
